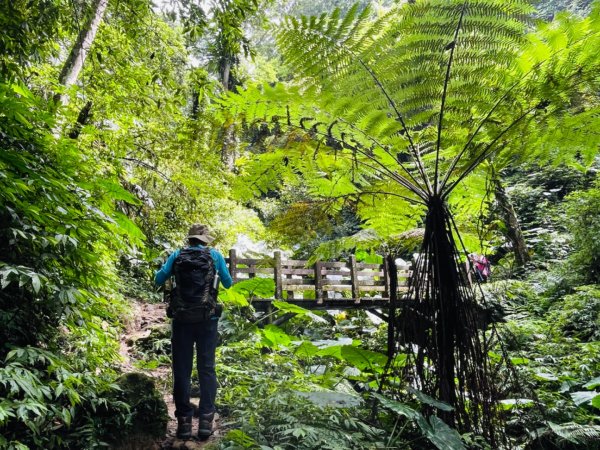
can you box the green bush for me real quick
[548,285,600,342]
[0,80,138,446]
[564,181,600,284]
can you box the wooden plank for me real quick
[350,255,360,304]
[234,258,263,265]
[284,284,320,291]
[357,286,387,292]
[322,284,352,291]
[358,280,384,286]
[357,270,384,277]
[282,279,316,285]
[274,251,282,300]
[315,261,324,304]
[229,249,238,283]
[320,261,347,268]
[356,263,382,269]
[320,269,351,276]
[282,259,310,266]
[281,268,314,275]
[236,267,274,274]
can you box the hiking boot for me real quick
[176,416,193,439]
[197,412,214,440]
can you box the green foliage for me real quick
[223,0,600,265]
[548,285,600,342]
[0,47,143,447]
[0,346,131,449]
[564,180,600,284]
[0,81,130,353]
[0,0,66,78]
[216,332,389,450]
[374,393,465,450]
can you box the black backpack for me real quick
[169,247,218,322]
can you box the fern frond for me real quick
[547,422,600,446]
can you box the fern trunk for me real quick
[398,196,498,442]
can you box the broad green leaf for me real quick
[570,391,597,406]
[534,371,558,381]
[316,345,344,359]
[294,341,319,359]
[112,212,145,242]
[233,277,275,299]
[261,325,292,349]
[31,274,41,294]
[408,387,453,412]
[94,180,141,205]
[426,415,466,450]
[272,301,311,314]
[219,289,249,306]
[340,345,387,372]
[295,390,363,408]
[583,376,600,390]
[372,393,421,421]
[510,357,530,366]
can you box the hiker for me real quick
[467,253,491,284]
[155,224,233,440]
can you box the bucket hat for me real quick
[187,223,215,244]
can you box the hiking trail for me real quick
[120,300,222,450]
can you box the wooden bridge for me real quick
[226,250,412,311]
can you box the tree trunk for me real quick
[68,100,93,138]
[221,125,237,170]
[492,174,530,266]
[55,0,108,105]
[220,59,236,170]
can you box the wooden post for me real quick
[350,255,360,304]
[229,249,238,283]
[314,261,323,305]
[386,254,398,360]
[274,251,282,300]
[383,255,391,300]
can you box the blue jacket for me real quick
[154,245,233,288]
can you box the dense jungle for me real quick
[1,0,599,449]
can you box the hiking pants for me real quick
[171,318,218,418]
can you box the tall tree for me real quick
[55,0,108,105]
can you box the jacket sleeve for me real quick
[154,250,180,286]
[212,250,233,288]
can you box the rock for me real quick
[111,372,169,449]
[168,438,211,449]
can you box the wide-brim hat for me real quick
[187,223,215,244]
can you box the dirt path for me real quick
[120,301,222,450]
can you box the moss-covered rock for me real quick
[111,372,169,449]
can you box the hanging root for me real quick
[394,195,501,445]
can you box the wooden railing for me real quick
[226,250,412,310]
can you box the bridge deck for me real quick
[226,250,411,311]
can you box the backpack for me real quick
[169,247,218,322]
[472,254,491,282]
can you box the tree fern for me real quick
[220,1,600,445]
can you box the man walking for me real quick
[155,224,233,440]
